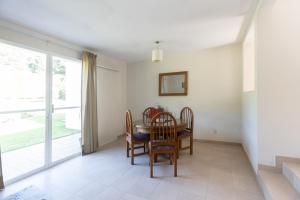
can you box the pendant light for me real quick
[152,41,163,62]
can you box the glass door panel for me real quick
[0,42,46,181]
[52,109,81,161]
[0,112,45,181]
[51,56,81,162]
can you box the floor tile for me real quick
[0,138,265,200]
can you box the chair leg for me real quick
[131,143,134,165]
[177,140,180,159]
[174,153,177,177]
[179,139,182,149]
[143,143,146,153]
[170,154,172,165]
[126,141,129,157]
[146,142,149,153]
[190,135,193,155]
[150,153,154,178]
[148,148,151,166]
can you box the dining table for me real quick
[133,119,187,134]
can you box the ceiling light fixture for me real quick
[152,41,163,62]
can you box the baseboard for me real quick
[238,144,266,199]
[256,171,272,200]
[239,145,268,199]
[97,137,120,151]
[194,139,241,146]
[257,156,300,173]
[117,133,126,138]
[119,135,241,146]
[258,164,281,173]
[275,156,300,169]
[242,143,259,174]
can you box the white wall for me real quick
[257,0,300,166]
[0,19,127,147]
[97,56,127,146]
[242,21,258,172]
[127,44,242,142]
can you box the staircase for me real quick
[283,163,300,195]
[258,162,300,200]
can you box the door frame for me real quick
[0,40,82,186]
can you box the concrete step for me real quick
[283,162,300,194]
[258,169,300,200]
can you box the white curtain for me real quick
[0,147,4,190]
[81,51,99,154]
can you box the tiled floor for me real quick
[0,138,264,200]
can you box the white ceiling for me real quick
[0,0,255,63]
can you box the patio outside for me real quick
[0,111,81,181]
[0,112,79,153]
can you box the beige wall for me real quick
[242,0,300,169]
[127,44,242,142]
[242,20,258,172]
[257,0,300,166]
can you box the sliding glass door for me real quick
[51,56,81,162]
[0,42,46,181]
[0,41,82,183]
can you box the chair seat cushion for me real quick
[133,133,150,141]
[178,130,192,138]
[151,144,176,151]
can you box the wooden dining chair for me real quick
[149,112,178,178]
[143,107,156,124]
[178,107,194,155]
[125,110,150,165]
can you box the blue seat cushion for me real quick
[178,130,192,138]
[151,145,176,151]
[133,133,150,141]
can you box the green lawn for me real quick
[0,113,80,153]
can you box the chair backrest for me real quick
[150,112,177,142]
[180,107,194,132]
[143,107,156,123]
[125,110,134,137]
